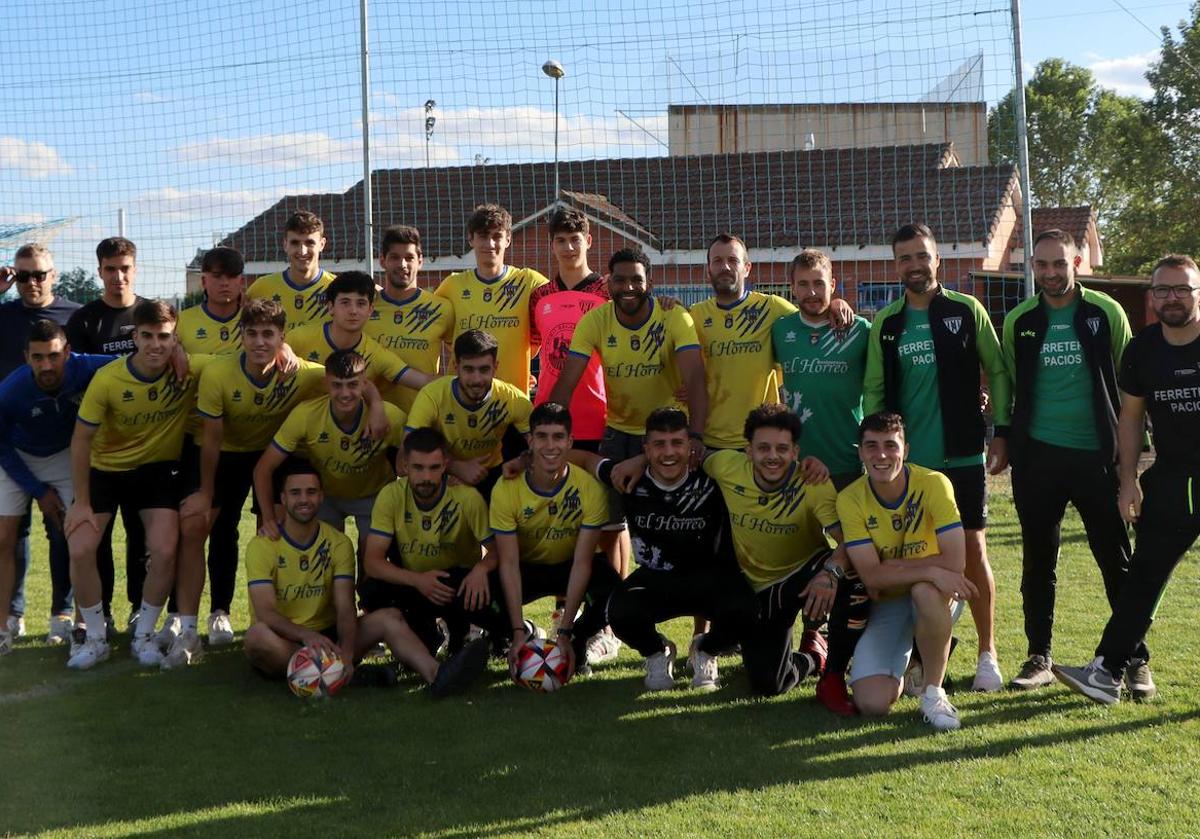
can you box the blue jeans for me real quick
[9,504,74,619]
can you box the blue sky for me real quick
[0,0,1192,295]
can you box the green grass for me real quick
[4,475,1199,838]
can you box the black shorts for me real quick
[599,427,644,523]
[179,440,262,514]
[90,461,184,515]
[939,463,987,530]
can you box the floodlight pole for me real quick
[543,60,565,202]
[1011,0,1035,298]
[359,0,374,275]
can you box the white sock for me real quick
[81,603,106,641]
[179,615,198,634]
[135,601,164,639]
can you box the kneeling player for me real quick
[243,460,488,696]
[838,412,976,731]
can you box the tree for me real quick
[55,268,102,304]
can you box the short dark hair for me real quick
[743,403,802,446]
[1033,228,1076,251]
[324,270,376,305]
[858,411,906,442]
[467,204,512,237]
[454,329,499,361]
[380,224,422,257]
[284,211,324,236]
[133,299,177,327]
[276,457,322,499]
[530,402,572,435]
[548,207,589,237]
[644,407,689,436]
[403,427,449,456]
[96,237,136,263]
[789,248,832,279]
[1151,253,1199,278]
[608,247,651,274]
[890,223,936,250]
[200,246,244,276]
[324,349,367,379]
[26,319,67,349]
[240,297,286,331]
[707,232,748,261]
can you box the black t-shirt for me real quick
[1119,323,1200,469]
[65,297,146,356]
[597,460,734,572]
[0,296,81,379]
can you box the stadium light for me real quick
[542,60,565,202]
[424,99,437,168]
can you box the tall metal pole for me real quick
[553,78,560,201]
[359,0,374,276]
[1011,0,1035,298]
[117,208,126,237]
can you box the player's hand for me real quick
[179,492,212,527]
[36,487,67,533]
[501,451,531,480]
[610,454,646,493]
[257,517,282,540]
[507,627,528,678]
[416,570,456,605]
[0,266,16,295]
[267,343,301,378]
[979,388,991,412]
[448,457,488,486]
[364,402,391,442]
[928,568,978,602]
[986,436,1008,475]
[800,571,837,621]
[828,297,854,330]
[338,644,356,682]
[656,294,682,310]
[688,437,706,470]
[458,566,491,610]
[298,630,339,657]
[556,631,577,681]
[63,502,99,538]
[168,344,190,381]
[673,386,689,402]
[799,455,830,484]
[1119,478,1143,524]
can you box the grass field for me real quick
[3,474,1199,838]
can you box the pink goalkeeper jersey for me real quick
[530,274,608,441]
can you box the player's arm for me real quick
[844,538,975,602]
[63,420,100,537]
[458,538,497,611]
[799,522,845,621]
[862,317,886,415]
[363,531,456,604]
[676,347,708,441]
[556,525,602,677]
[247,580,338,654]
[332,577,358,673]
[181,416,223,524]
[496,532,528,675]
[361,380,392,441]
[1116,390,1148,523]
[252,446,289,539]
[975,301,1010,473]
[546,353,589,407]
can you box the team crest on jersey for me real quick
[630,335,641,351]
[122,389,134,402]
[483,290,492,303]
[467,414,477,428]
[232,389,242,402]
[294,295,304,310]
[421,516,432,531]
[148,388,158,401]
[197,328,208,339]
[892,514,904,531]
[606,335,618,347]
[394,312,405,324]
[725,314,734,329]
[298,554,309,571]
[340,437,351,451]
[220,327,230,341]
[943,317,962,334]
[1087,317,1101,335]
[810,332,820,344]
[254,393,264,405]
[758,495,769,506]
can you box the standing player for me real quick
[246,210,336,332]
[435,204,549,394]
[244,460,489,696]
[1053,254,1200,704]
[362,428,498,655]
[177,247,244,355]
[1002,229,1144,690]
[366,225,454,411]
[63,301,206,670]
[838,412,976,731]
[406,330,532,499]
[863,223,1011,692]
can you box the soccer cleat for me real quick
[155,614,181,649]
[47,614,74,646]
[798,629,828,676]
[1052,658,1121,705]
[689,634,720,692]
[902,659,925,697]
[644,641,677,691]
[6,615,25,638]
[815,671,857,717]
[160,630,204,670]
[430,636,489,698]
[206,611,235,647]
[920,685,961,731]
[585,627,622,666]
[972,651,1004,692]
[1010,655,1055,690]
[350,662,399,688]
[1124,659,1157,702]
[0,630,11,656]
[67,638,110,670]
[131,633,165,667]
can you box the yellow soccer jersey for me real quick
[406,376,532,468]
[489,464,609,566]
[368,478,491,573]
[691,292,796,449]
[271,397,406,499]
[287,321,410,388]
[177,303,242,355]
[245,522,355,631]
[366,288,453,410]
[434,267,549,394]
[197,355,326,452]
[77,355,210,471]
[837,465,962,598]
[702,449,838,590]
[568,299,701,435]
[246,269,336,332]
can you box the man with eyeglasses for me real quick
[0,245,81,644]
[1054,254,1200,704]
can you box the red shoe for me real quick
[816,671,857,717]
[798,629,828,675]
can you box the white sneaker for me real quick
[131,634,164,667]
[689,634,720,692]
[161,630,204,670]
[47,615,73,646]
[972,651,1004,692]
[0,630,11,656]
[902,659,925,697]
[920,685,961,731]
[206,611,234,646]
[6,615,25,638]
[154,613,181,649]
[585,627,622,666]
[67,637,111,670]
[644,641,677,691]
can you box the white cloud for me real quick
[0,137,73,178]
[134,91,170,104]
[0,213,47,225]
[1088,50,1157,98]
[172,132,361,170]
[129,187,282,222]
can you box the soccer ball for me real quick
[287,645,349,698]
[513,637,572,693]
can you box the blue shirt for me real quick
[0,352,115,496]
[0,296,81,380]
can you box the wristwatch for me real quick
[823,560,846,581]
[556,627,575,640]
